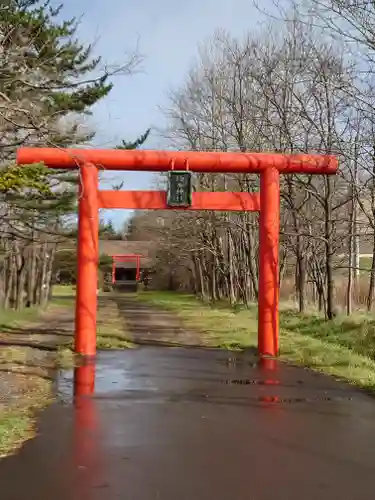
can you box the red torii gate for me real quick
[111,254,141,283]
[17,148,338,357]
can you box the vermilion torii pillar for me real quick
[17,148,338,357]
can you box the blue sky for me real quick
[58,0,268,229]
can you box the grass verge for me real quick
[97,296,133,349]
[52,284,76,296]
[139,291,375,391]
[0,375,52,458]
[0,344,55,458]
[0,292,75,458]
[0,288,134,457]
[0,306,41,332]
[52,291,134,351]
[0,291,74,335]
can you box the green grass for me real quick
[0,287,133,457]
[280,310,375,358]
[0,344,55,458]
[359,256,372,274]
[139,292,258,349]
[0,410,31,458]
[139,291,375,390]
[0,306,40,330]
[56,346,76,369]
[0,289,74,330]
[52,285,134,348]
[0,292,73,458]
[53,293,134,351]
[97,296,134,348]
[0,377,52,458]
[52,284,75,296]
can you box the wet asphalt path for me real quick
[1,346,375,499]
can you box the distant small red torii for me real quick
[111,254,141,283]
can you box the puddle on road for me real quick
[258,395,354,404]
[57,356,159,404]
[224,378,281,385]
[1,348,374,500]
[55,349,358,411]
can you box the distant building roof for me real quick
[99,240,154,267]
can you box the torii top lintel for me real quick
[16,148,338,175]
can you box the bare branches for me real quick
[128,7,375,314]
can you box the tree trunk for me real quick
[41,245,56,307]
[245,224,258,299]
[367,151,375,311]
[28,241,37,306]
[367,230,375,311]
[38,243,49,305]
[228,229,236,306]
[347,184,355,315]
[196,254,206,299]
[324,176,334,320]
[295,237,306,313]
[4,254,13,309]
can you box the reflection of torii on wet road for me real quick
[2,348,375,499]
[72,360,100,500]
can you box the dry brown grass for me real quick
[139,291,375,391]
[280,275,371,313]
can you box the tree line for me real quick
[0,0,143,309]
[126,0,375,319]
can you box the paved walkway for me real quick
[1,346,375,499]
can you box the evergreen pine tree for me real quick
[116,129,151,150]
[0,0,114,158]
[0,0,120,224]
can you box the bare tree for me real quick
[127,13,374,321]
